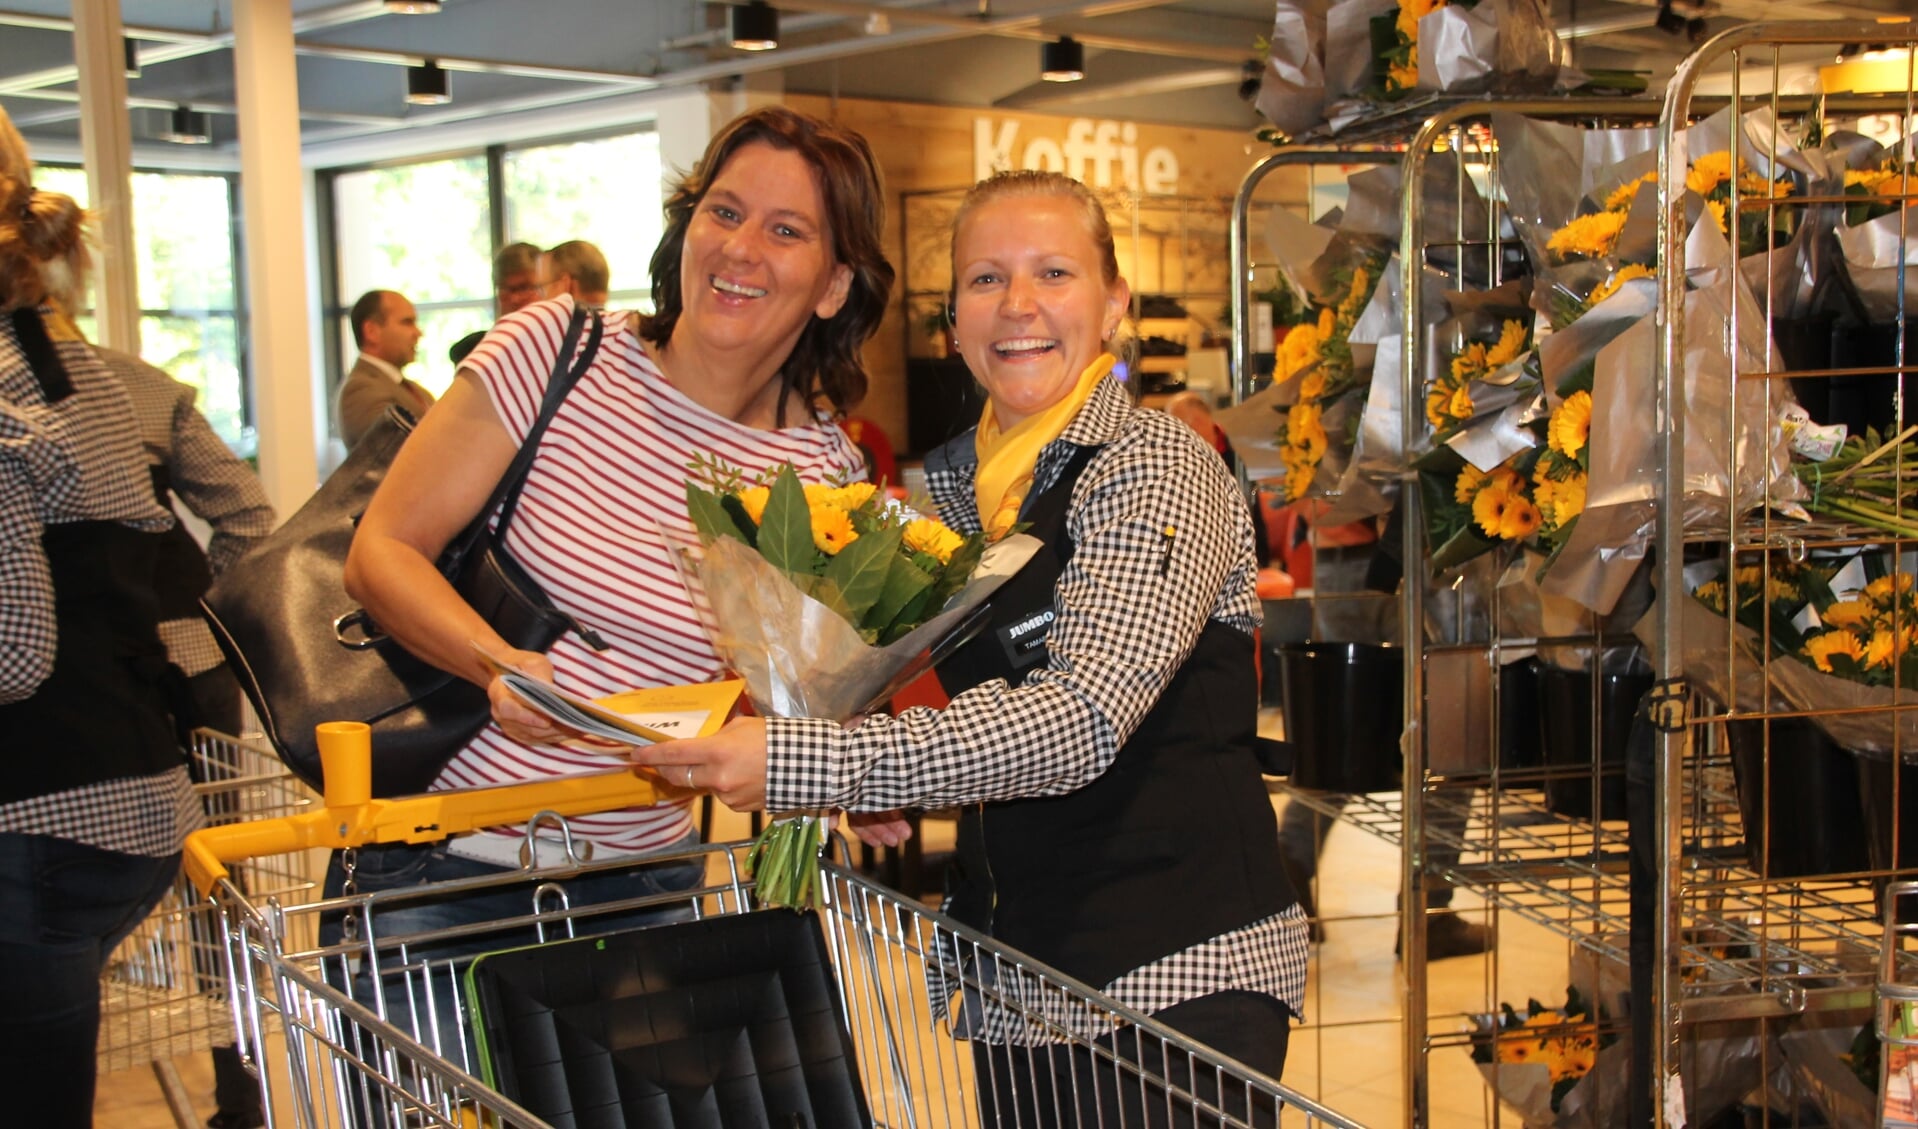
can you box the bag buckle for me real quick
[333,610,387,650]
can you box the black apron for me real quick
[0,521,182,805]
[938,444,1294,991]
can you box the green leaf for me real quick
[718,495,759,547]
[758,465,818,575]
[822,524,902,623]
[868,555,937,637]
[685,485,748,545]
[1431,524,1500,572]
[879,585,939,646]
[925,533,989,612]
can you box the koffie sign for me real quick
[974,116,1181,194]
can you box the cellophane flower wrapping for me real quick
[1493,108,1809,615]
[678,529,1041,724]
[1253,0,1329,139]
[1820,130,1918,322]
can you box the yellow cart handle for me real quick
[182,721,666,893]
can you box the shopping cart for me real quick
[97,729,318,1120]
[186,722,1362,1128]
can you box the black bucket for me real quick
[1769,314,1834,422]
[1724,716,1870,879]
[1278,641,1402,793]
[1827,321,1918,439]
[1499,659,1543,774]
[1535,666,1651,819]
[1858,754,1918,922]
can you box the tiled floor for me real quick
[95,781,1580,1128]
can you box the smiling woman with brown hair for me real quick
[333,105,894,1063]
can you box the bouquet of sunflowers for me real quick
[1276,255,1385,502]
[1469,986,1612,1125]
[679,458,1040,906]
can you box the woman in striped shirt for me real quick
[334,106,894,1063]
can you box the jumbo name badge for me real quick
[996,607,1055,671]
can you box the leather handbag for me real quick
[202,306,606,795]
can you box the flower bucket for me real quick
[1277,641,1402,793]
[1724,716,1870,879]
[1858,753,1918,923]
[1535,666,1651,820]
[1768,313,1834,422]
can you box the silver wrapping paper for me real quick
[1630,563,1779,715]
[1837,203,1918,322]
[1769,657,1918,759]
[1261,205,1335,311]
[1415,3,1495,93]
[1254,0,1329,138]
[1217,381,1292,483]
[687,532,1041,722]
[1324,0,1391,101]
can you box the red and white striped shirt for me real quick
[443,296,865,853]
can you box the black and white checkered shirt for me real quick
[766,376,1307,1022]
[0,313,200,857]
[101,348,275,676]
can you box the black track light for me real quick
[1042,36,1085,83]
[406,60,451,105]
[124,37,140,79]
[157,106,210,145]
[731,2,779,51]
[384,0,442,13]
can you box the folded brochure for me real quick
[472,643,743,748]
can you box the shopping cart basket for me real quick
[187,722,1363,1128]
[97,730,318,1098]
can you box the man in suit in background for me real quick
[338,289,429,447]
[448,241,543,366]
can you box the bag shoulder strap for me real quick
[446,305,603,564]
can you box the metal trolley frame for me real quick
[202,813,1364,1128]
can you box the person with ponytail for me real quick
[0,108,200,1126]
[644,170,1306,1123]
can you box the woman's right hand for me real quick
[484,649,581,746]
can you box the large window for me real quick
[330,154,493,398]
[325,129,663,403]
[502,132,663,313]
[32,166,248,450]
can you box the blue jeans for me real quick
[0,833,180,1129]
[317,835,705,1090]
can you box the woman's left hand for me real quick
[632,716,768,812]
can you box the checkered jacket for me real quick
[766,376,1307,1030]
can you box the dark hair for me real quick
[547,239,610,295]
[493,242,541,288]
[349,289,396,349]
[640,105,894,417]
[0,109,88,314]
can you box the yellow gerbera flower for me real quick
[811,506,858,555]
[1536,470,1587,529]
[1604,172,1657,213]
[736,485,771,524]
[1803,629,1867,673]
[1822,600,1873,629]
[1278,319,1324,381]
[834,481,877,511]
[1737,171,1793,199]
[1867,628,1898,669]
[1451,341,1489,382]
[1341,268,1372,320]
[1549,391,1594,459]
[1866,573,1915,602]
[1589,263,1655,306]
[1388,60,1418,91]
[1694,579,1728,613]
[1546,210,1627,260]
[1685,151,1734,197]
[1447,384,1474,421]
[1455,463,1488,504]
[1427,388,1453,430]
[1472,476,1541,540]
[803,482,839,509]
[903,517,964,564]
[1299,365,1328,401]
[1317,305,1336,338]
[1485,319,1528,368]
[1704,197,1728,236]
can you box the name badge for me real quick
[996,607,1055,671]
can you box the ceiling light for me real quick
[383,0,442,13]
[1654,3,1686,36]
[731,2,779,51]
[156,106,210,145]
[406,60,451,105]
[123,37,140,79]
[1042,36,1085,82]
[863,11,890,36]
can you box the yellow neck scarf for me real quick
[974,354,1114,539]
